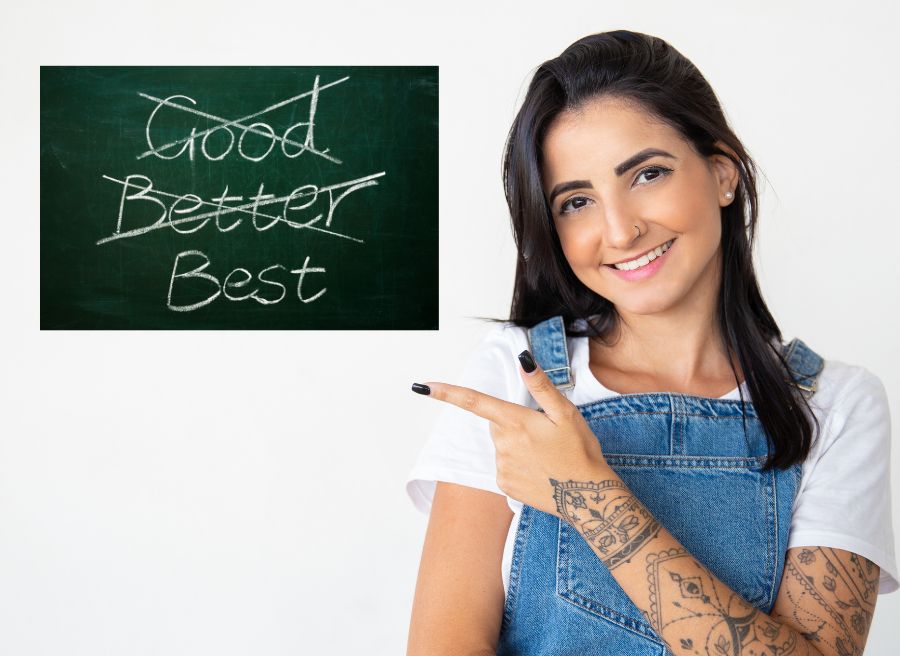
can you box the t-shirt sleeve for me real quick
[405,322,529,516]
[788,366,899,594]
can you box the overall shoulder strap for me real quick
[525,315,575,391]
[781,338,825,400]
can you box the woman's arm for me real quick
[770,546,878,656]
[554,465,879,656]
[406,481,513,656]
[418,356,887,655]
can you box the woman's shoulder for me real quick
[817,357,883,393]
[798,346,887,416]
[792,346,891,455]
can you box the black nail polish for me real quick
[518,350,537,373]
[411,383,431,395]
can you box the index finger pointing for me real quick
[412,381,529,425]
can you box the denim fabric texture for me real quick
[496,315,824,656]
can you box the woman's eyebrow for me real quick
[547,148,678,204]
[548,180,592,204]
[614,147,677,176]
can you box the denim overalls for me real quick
[496,315,824,656]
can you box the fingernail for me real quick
[411,383,431,395]
[518,350,537,373]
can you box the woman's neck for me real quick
[589,309,744,397]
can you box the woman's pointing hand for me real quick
[411,349,608,520]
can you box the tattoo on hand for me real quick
[549,477,661,570]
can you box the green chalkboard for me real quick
[40,66,438,329]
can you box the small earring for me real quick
[724,190,734,200]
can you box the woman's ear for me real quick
[710,141,741,204]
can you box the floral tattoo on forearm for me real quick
[549,477,661,570]
[772,547,878,656]
[547,477,879,656]
[645,547,814,655]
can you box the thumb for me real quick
[517,349,573,424]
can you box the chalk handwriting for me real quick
[139,75,347,163]
[97,73,388,313]
[166,250,326,312]
[98,172,384,245]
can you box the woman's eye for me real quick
[559,196,593,215]
[634,165,672,186]
[558,167,672,215]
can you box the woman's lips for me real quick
[604,238,676,281]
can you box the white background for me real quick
[2,0,898,653]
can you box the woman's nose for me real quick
[600,201,642,249]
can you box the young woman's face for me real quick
[541,97,738,317]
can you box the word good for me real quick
[138,75,347,163]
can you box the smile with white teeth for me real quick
[609,239,675,271]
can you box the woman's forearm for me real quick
[551,464,822,656]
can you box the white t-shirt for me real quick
[405,321,899,595]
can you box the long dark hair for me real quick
[477,30,818,470]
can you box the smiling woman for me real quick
[406,29,897,656]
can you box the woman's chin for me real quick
[594,284,682,316]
